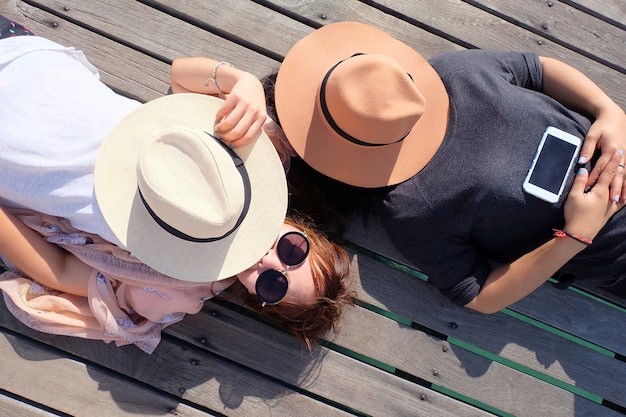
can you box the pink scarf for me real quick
[0,209,218,354]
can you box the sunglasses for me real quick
[255,231,310,306]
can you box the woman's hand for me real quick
[170,57,268,148]
[214,72,267,148]
[579,108,626,201]
[469,149,625,314]
[563,148,625,241]
[539,56,626,203]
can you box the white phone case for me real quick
[523,126,582,203]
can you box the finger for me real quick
[577,137,597,166]
[215,109,256,146]
[215,110,247,145]
[618,160,626,203]
[215,97,236,122]
[585,153,612,189]
[595,149,623,190]
[570,166,589,195]
[610,162,625,203]
[580,128,600,187]
[226,118,265,149]
[578,125,602,163]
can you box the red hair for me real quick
[229,215,354,348]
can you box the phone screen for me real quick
[528,133,579,194]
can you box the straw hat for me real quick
[94,93,287,282]
[275,21,449,188]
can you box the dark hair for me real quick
[228,215,354,348]
[261,72,382,239]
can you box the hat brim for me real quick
[95,94,287,282]
[275,22,449,188]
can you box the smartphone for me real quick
[523,126,582,203]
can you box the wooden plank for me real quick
[476,0,626,71]
[153,0,313,59]
[1,393,58,417]
[0,330,215,417]
[342,219,626,409]
[333,301,625,417]
[170,301,626,417]
[154,0,466,59]
[567,0,626,26]
[574,281,626,309]
[170,302,496,417]
[28,0,279,78]
[266,0,626,109]
[344,214,626,356]
[0,301,354,417]
[349,252,626,411]
[1,0,169,101]
[1,1,624,416]
[509,283,626,354]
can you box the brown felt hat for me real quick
[275,22,449,187]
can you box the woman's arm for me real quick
[466,149,625,313]
[170,57,267,148]
[540,56,626,201]
[0,207,93,297]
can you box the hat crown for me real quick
[322,53,426,146]
[136,128,245,240]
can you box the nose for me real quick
[259,246,284,270]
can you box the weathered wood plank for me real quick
[171,300,625,416]
[347,251,626,411]
[342,218,626,409]
[344,214,626,355]
[1,393,58,417]
[155,0,466,59]
[1,1,625,416]
[171,302,496,417]
[153,0,312,59]
[28,0,279,77]
[568,0,626,25]
[2,1,168,101]
[267,0,626,109]
[333,302,624,417]
[0,301,354,417]
[477,0,626,71]
[0,330,216,417]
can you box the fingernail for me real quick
[615,194,621,202]
[619,149,624,156]
[584,186,591,192]
[578,168,587,175]
[578,156,587,164]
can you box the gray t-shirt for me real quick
[381,50,626,305]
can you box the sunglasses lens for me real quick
[277,232,310,266]
[256,269,288,305]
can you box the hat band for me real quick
[319,56,409,148]
[138,133,251,243]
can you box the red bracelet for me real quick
[553,229,592,246]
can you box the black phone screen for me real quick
[528,134,578,194]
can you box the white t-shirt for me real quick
[0,36,142,247]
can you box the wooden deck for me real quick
[1,1,625,416]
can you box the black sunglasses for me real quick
[255,231,310,306]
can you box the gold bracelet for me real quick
[204,61,233,99]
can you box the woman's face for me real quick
[237,223,317,305]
